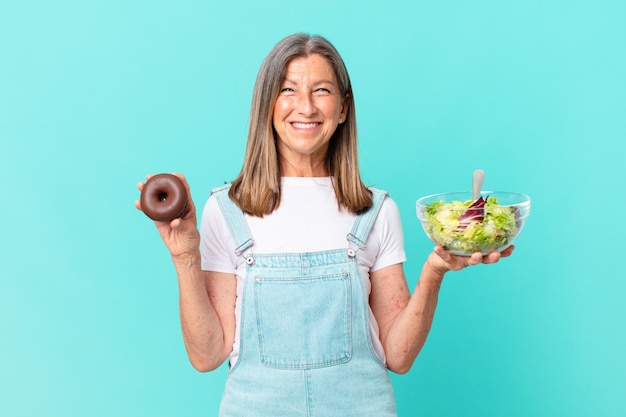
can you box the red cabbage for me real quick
[457,196,488,229]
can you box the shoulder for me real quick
[209,183,232,204]
[365,188,404,244]
[366,187,400,221]
[376,195,403,231]
[201,183,236,230]
[380,194,400,215]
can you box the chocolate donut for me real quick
[140,174,188,222]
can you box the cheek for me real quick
[273,98,291,119]
[320,98,343,117]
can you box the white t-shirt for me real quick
[200,177,407,365]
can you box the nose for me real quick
[295,92,316,117]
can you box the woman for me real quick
[137,33,513,416]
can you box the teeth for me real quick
[292,122,317,128]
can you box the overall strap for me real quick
[211,184,254,256]
[347,188,388,250]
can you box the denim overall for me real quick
[212,185,398,417]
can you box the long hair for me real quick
[229,33,373,216]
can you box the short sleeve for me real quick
[368,197,407,272]
[199,195,239,273]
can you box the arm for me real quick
[136,174,236,372]
[175,258,236,372]
[370,245,514,374]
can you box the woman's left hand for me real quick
[426,245,515,275]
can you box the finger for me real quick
[500,245,515,257]
[468,252,483,266]
[433,245,452,262]
[169,217,183,229]
[483,251,502,264]
[134,200,142,211]
[172,172,186,182]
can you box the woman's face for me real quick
[273,53,347,176]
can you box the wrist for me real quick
[172,251,202,269]
[422,256,447,283]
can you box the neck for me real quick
[280,155,328,177]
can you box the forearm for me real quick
[382,263,444,374]
[173,252,228,372]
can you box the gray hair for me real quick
[230,33,372,216]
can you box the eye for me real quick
[315,87,331,94]
[280,87,295,94]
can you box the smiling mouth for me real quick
[291,122,320,129]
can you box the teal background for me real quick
[2,0,625,416]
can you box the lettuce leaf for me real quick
[423,196,517,254]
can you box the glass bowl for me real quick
[416,191,531,256]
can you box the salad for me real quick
[421,196,518,254]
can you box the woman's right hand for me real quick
[135,173,201,260]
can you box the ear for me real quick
[340,96,349,121]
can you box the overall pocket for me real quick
[254,272,352,369]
